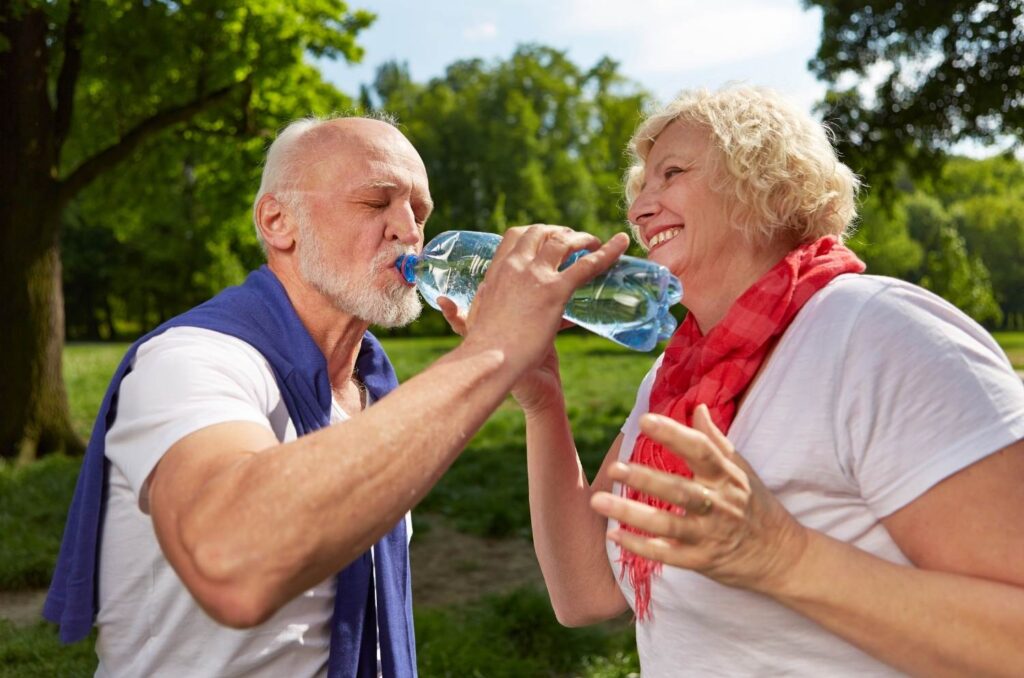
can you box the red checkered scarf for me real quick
[620,236,865,621]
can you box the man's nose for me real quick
[387,206,422,246]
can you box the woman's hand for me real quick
[438,294,572,416]
[589,404,809,594]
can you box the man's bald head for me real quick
[252,114,419,253]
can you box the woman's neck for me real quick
[686,241,793,334]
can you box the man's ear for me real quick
[255,194,297,252]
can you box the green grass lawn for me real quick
[3,333,650,676]
[993,332,1024,370]
[4,330,1021,675]
[64,343,129,440]
[13,334,651,587]
[60,330,1024,540]
[0,455,84,590]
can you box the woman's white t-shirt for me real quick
[607,274,1024,676]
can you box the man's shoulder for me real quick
[132,327,276,389]
[137,326,266,360]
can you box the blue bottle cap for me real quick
[395,254,419,285]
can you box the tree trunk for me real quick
[1,3,246,461]
[0,236,83,462]
[0,8,83,461]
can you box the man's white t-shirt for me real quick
[97,327,407,678]
[607,274,1024,676]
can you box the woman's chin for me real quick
[648,244,687,276]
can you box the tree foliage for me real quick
[848,156,1022,327]
[939,157,1024,322]
[6,0,1022,462]
[61,45,653,341]
[365,46,650,245]
[805,0,1023,189]
[0,0,373,459]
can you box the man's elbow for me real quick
[180,526,279,628]
[195,583,277,629]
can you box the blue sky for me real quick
[317,0,828,114]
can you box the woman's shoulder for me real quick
[803,274,990,341]
[807,273,949,314]
[800,273,1015,382]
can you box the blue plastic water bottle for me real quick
[395,230,682,351]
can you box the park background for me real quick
[1,0,1022,675]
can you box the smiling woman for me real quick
[623,88,859,331]
[521,84,1024,677]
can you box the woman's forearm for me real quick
[525,403,628,626]
[768,529,1024,677]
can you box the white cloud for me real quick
[463,21,498,41]
[558,0,819,73]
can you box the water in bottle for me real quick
[395,230,682,352]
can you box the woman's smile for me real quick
[648,226,683,249]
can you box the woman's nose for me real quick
[628,192,657,226]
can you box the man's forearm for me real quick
[179,340,521,615]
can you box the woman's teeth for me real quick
[649,227,682,248]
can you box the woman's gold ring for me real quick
[695,485,713,516]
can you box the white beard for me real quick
[295,212,422,328]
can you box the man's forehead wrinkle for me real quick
[360,179,400,191]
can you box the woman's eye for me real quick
[664,167,683,180]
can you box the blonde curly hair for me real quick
[624,85,860,248]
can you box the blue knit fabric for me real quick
[43,266,416,677]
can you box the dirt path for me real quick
[0,514,545,627]
[0,589,47,626]
[410,515,544,608]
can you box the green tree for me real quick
[935,157,1024,323]
[367,46,650,245]
[904,193,1002,325]
[847,192,924,279]
[850,188,1005,326]
[0,0,372,461]
[805,0,1023,192]
[934,155,1024,205]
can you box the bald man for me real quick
[45,115,630,677]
